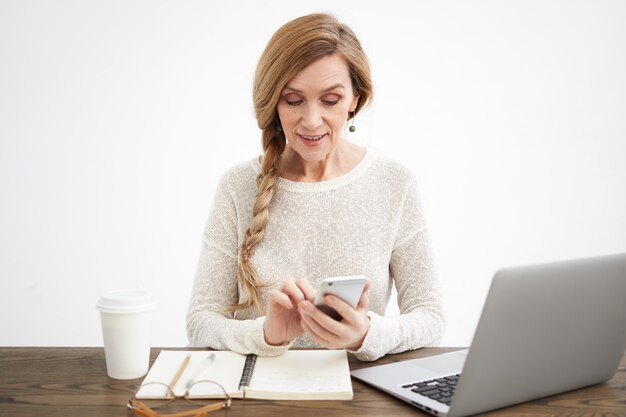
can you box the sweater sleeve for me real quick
[185,172,292,356]
[350,174,445,361]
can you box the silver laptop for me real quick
[351,252,626,417]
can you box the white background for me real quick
[1,0,625,348]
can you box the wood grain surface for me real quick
[0,347,624,417]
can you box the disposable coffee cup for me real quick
[96,289,157,379]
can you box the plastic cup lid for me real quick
[96,289,157,314]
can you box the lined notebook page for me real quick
[136,351,246,399]
[247,350,353,400]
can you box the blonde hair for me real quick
[230,13,373,313]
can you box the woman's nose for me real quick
[301,104,323,130]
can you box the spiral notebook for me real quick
[136,350,353,400]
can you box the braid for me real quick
[228,125,285,313]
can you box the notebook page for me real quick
[136,351,246,399]
[184,351,247,398]
[247,350,353,399]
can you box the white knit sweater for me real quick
[186,150,445,361]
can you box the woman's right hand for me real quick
[264,278,315,346]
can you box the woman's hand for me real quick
[297,280,371,350]
[263,278,316,346]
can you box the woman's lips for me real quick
[298,133,327,147]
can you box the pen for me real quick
[168,353,191,392]
[186,352,216,390]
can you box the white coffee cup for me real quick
[96,289,157,379]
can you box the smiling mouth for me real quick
[299,133,327,141]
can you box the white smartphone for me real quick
[314,275,367,320]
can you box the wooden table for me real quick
[0,347,624,416]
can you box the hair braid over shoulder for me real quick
[229,126,284,313]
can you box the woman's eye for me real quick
[285,98,303,106]
[321,94,341,106]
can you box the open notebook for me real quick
[136,350,353,400]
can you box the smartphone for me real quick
[314,275,367,320]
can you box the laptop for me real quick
[351,252,626,417]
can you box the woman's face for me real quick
[277,54,359,163]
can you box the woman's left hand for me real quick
[297,280,371,350]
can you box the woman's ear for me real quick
[350,95,360,113]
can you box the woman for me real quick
[186,13,444,361]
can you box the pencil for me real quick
[168,353,191,392]
[186,352,216,390]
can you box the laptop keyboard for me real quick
[401,374,460,405]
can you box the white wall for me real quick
[1,0,625,348]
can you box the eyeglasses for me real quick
[128,380,232,417]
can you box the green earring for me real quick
[349,112,356,132]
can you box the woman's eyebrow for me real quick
[283,83,345,94]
